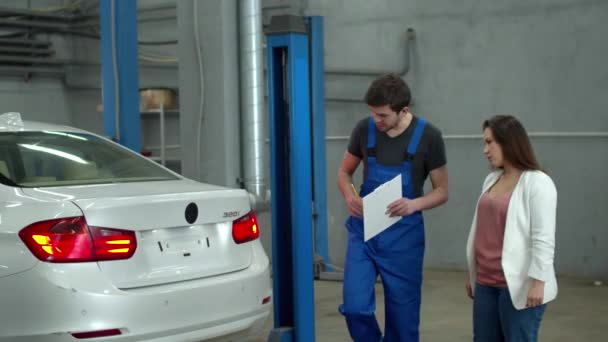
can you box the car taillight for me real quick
[19,216,137,263]
[232,211,260,244]
[90,226,137,260]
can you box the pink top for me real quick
[474,191,511,287]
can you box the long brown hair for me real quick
[483,115,542,171]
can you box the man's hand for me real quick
[465,276,474,299]
[346,194,363,217]
[337,151,363,218]
[386,197,420,217]
[526,279,545,308]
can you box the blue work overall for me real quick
[340,117,427,342]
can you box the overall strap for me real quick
[366,117,376,149]
[406,118,427,156]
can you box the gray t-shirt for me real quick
[347,115,447,198]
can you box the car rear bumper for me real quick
[0,242,271,342]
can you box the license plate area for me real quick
[158,234,212,256]
[144,225,216,258]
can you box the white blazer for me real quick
[466,170,558,310]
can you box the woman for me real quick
[465,115,558,341]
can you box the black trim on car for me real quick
[0,171,17,187]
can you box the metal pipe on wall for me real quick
[261,28,416,103]
[0,18,73,30]
[240,0,268,210]
[323,27,416,102]
[0,65,64,75]
[324,132,608,141]
[0,6,93,21]
[326,27,416,76]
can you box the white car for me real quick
[0,113,271,342]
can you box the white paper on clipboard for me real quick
[362,174,402,241]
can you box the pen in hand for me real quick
[348,183,363,217]
[350,183,360,199]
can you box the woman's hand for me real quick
[346,194,363,217]
[465,276,474,299]
[526,279,545,307]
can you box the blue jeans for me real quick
[473,283,546,342]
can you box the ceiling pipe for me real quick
[0,56,63,64]
[0,6,94,22]
[0,18,71,30]
[0,65,64,75]
[0,37,50,46]
[0,46,53,55]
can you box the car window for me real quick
[0,131,178,187]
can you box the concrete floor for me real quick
[248,269,608,341]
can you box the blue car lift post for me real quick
[266,15,330,342]
[100,0,141,151]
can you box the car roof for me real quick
[0,113,91,135]
[9,121,89,134]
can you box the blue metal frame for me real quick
[308,16,331,271]
[267,32,315,342]
[100,0,141,152]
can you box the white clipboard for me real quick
[362,174,402,241]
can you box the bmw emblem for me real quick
[185,203,198,224]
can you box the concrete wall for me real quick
[0,79,71,124]
[301,0,608,278]
[176,0,241,187]
[1,0,605,278]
